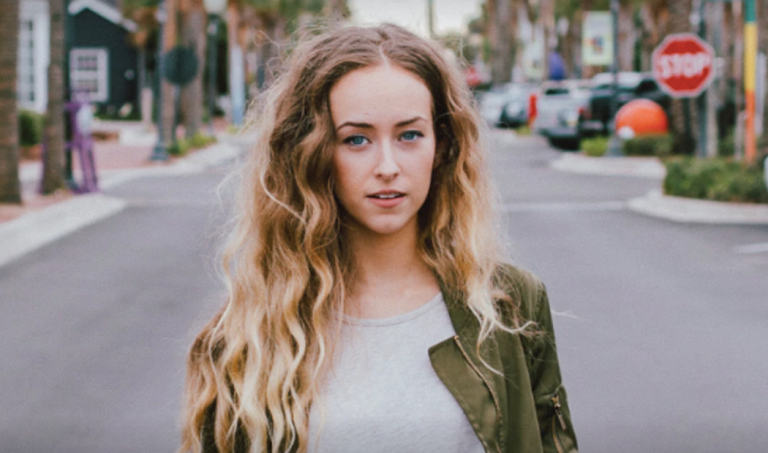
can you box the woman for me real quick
[180,24,577,453]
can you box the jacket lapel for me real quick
[428,284,507,453]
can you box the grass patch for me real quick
[582,136,609,157]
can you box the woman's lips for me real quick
[367,192,405,208]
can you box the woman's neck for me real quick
[343,223,440,319]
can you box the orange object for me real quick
[614,99,669,137]
[528,92,538,128]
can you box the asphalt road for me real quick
[1,131,767,452]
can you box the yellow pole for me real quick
[744,0,757,164]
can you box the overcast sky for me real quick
[348,0,483,37]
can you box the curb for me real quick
[551,153,666,179]
[0,139,244,269]
[0,194,127,267]
[628,190,768,225]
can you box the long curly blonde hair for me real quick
[180,24,522,453]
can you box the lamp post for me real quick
[203,0,227,137]
[150,0,169,161]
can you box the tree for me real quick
[0,0,21,204]
[180,0,206,138]
[41,0,67,194]
[666,0,696,154]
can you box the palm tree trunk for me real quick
[0,0,21,204]
[666,0,695,154]
[180,0,205,138]
[42,0,67,194]
[161,0,179,146]
[490,0,513,84]
[618,0,635,71]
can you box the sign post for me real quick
[744,0,757,165]
[652,33,716,156]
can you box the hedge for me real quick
[663,157,768,204]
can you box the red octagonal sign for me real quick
[652,33,715,98]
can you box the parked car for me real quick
[578,72,670,137]
[479,83,538,127]
[532,80,592,150]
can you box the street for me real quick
[1,131,767,452]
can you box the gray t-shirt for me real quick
[307,293,485,453]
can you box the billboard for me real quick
[582,12,614,66]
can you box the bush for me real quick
[189,133,216,149]
[663,157,768,204]
[168,138,191,156]
[18,110,43,147]
[515,125,532,136]
[582,136,609,157]
[718,132,735,157]
[622,134,673,157]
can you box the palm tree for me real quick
[42,0,67,194]
[180,0,206,138]
[0,0,21,204]
[666,0,695,154]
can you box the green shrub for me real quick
[623,134,673,157]
[18,110,43,147]
[582,136,609,157]
[515,125,532,136]
[718,132,735,157]
[663,157,768,204]
[189,132,216,149]
[168,138,191,156]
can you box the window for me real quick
[17,19,35,104]
[70,48,109,102]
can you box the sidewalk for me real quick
[551,153,768,225]
[0,120,248,267]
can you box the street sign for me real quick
[652,33,715,98]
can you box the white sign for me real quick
[582,12,613,66]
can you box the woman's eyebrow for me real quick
[336,121,373,131]
[395,116,427,127]
[335,116,428,132]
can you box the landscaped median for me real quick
[551,137,768,224]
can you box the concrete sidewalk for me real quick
[0,122,249,268]
[551,153,768,225]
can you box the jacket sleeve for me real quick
[524,281,578,453]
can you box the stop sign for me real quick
[652,33,715,98]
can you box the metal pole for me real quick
[151,0,169,161]
[744,0,757,164]
[696,0,708,158]
[607,0,623,156]
[206,16,218,137]
[427,0,435,39]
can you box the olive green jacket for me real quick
[430,264,578,453]
[202,265,578,453]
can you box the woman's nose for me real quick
[374,141,400,179]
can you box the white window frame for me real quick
[18,0,49,113]
[70,48,109,103]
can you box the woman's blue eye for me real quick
[401,131,423,141]
[344,135,368,146]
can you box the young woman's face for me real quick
[330,63,436,238]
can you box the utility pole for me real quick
[427,0,435,39]
[607,0,622,157]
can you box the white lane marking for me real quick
[0,194,127,268]
[733,242,768,254]
[499,201,626,213]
